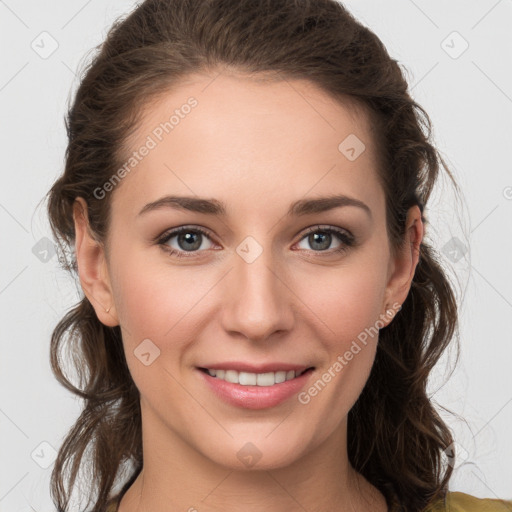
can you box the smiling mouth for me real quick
[198,367,315,387]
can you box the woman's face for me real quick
[77,72,420,472]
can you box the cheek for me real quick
[109,247,223,387]
[109,254,209,396]
[296,254,389,346]
[291,246,389,407]
[110,245,206,335]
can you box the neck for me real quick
[118,402,388,512]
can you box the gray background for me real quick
[0,0,511,510]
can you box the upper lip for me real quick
[197,362,314,373]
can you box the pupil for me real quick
[179,232,201,251]
[310,232,330,251]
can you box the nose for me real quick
[220,243,295,343]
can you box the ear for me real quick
[73,197,119,327]
[380,205,424,327]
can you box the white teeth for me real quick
[225,370,238,384]
[240,372,257,385]
[274,371,287,384]
[205,368,308,386]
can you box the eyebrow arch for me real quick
[138,194,372,219]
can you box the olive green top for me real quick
[427,492,512,511]
[105,491,512,512]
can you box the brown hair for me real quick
[46,0,462,510]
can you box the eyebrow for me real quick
[138,194,372,219]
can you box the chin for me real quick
[198,431,310,471]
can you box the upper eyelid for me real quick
[158,225,215,242]
[300,225,352,238]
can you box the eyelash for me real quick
[156,224,356,259]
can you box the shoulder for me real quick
[427,491,512,512]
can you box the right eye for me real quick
[157,226,217,258]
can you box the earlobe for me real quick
[73,197,119,327]
[381,205,424,327]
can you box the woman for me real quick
[45,0,512,511]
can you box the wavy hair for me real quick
[46,0,462,510]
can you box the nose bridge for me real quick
[221,235,293,341]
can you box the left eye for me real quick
[295,226,353,253]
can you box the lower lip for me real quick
[196,368,315,410]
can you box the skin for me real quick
[73,71,423,512]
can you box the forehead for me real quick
[111,72,384,220]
